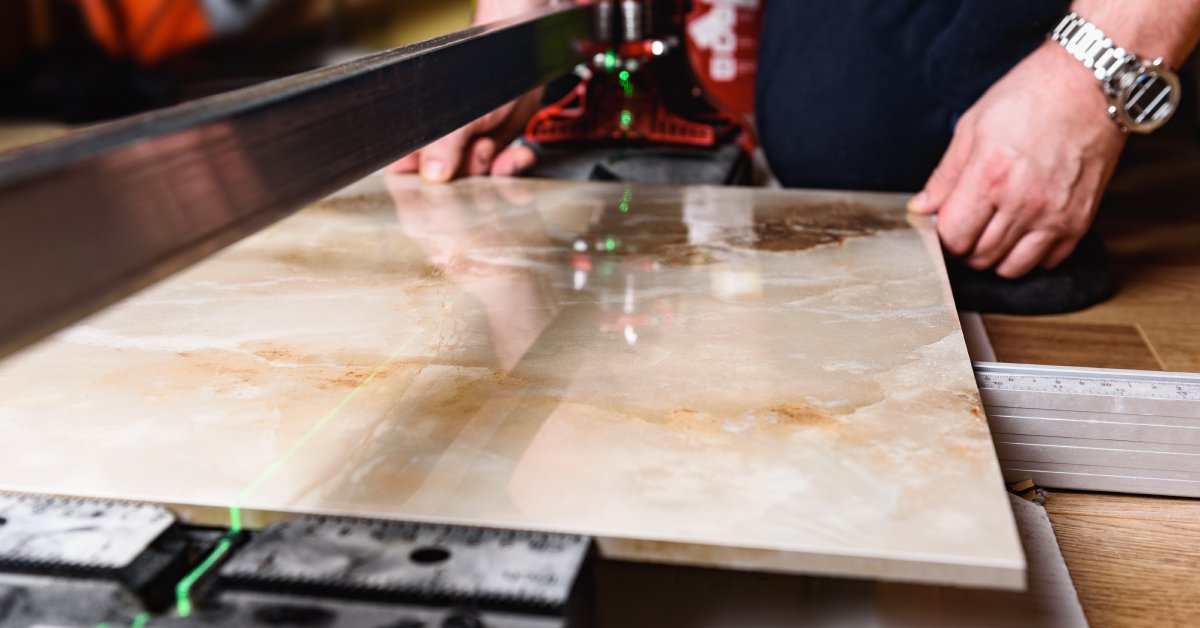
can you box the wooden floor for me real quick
[1042,493,1200,627]
[984,132,1200,628]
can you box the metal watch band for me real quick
[1051,12,1132,83]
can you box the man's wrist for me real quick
[1034,40,1119,132]
[1069,0,1200,66]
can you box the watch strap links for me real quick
[1051,12,1132,83]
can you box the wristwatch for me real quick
[1050,12,1181,134]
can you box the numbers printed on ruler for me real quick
[978,373,1200,401]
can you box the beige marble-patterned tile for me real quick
[0,175,1022,589]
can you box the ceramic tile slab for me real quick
[0,175,1023,589]
[599,495,1085,628]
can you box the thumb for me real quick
[910,123,973,214]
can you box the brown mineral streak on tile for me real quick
[748,202,910,252]
[769,403,841,429]
[661,401,841,435]
[168,343,422,394]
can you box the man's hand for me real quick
[388,0,549,183]
[387,91,542,182]
[908,40,1127,278]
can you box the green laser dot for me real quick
[130,612,150,628]
[618,70,630,81]
[606,237,616,251]
[619,202,629,213]
[620,110,632,128]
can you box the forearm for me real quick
[1071,0,1200,65]
[474,0,553,25]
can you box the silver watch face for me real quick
[1115,62,1182,133]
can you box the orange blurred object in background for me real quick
[77,0,213,66]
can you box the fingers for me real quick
[491,144,537,177]
[935,156,996,257]
[909,118,974,214]
[467,137,497,177]
[966,213,1017,269]
[1041,238,1079,270]
[996,231,1058,278]
[419,127,474,183]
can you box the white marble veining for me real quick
[0,175,1023,589]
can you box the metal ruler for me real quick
[0,492,174,570]
[974,362,1200,498]
[221,516,591,611]
[976,362,1200,416]
[0,494,592,627]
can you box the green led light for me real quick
[605,237,616,251]
[604,49,618,72]
[618,69,634,97]
[619,202,629,213]
[620,109,633,129]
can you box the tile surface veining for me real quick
[0,176,1023,588]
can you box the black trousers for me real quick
[756,0,1070,192]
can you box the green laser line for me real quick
[175,534,235,617]
[172,307,448,617]
[230,318,435,509]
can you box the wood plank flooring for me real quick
[983,318,1165,371]
[1043,492,1200,628]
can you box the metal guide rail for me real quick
[975,362,1200,498]
[0,4,593,360]
[0,492,593,628]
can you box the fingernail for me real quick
[421,159,446,182]
[907,191,930,212]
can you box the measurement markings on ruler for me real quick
[973,362,1200,419]
[0,493,174,569]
